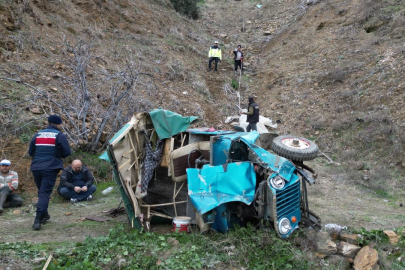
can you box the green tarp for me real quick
[149,108,199,139]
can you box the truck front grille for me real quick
[275,180,300,218]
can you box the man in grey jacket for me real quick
[57,159,97,203]
[0,159,23,214]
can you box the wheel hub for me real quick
[282,137,310,149]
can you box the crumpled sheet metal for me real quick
[187,162,256,215]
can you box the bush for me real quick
[170,0,200,19]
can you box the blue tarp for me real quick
[187,162,256,214]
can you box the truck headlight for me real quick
[278,217,292,235]
[270,176,285,189]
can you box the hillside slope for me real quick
[0,0,404,229]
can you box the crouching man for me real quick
[0,159,23,214]
[57,159,96,204]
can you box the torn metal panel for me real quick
[187,162,256,214]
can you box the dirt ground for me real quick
[0,188,129,244]
[308,160,405,230]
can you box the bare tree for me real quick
[0,39,160,153]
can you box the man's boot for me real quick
[32,212,44,230]
[42,211,51,224]
[0,193,7,214]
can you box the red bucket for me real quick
[173,216,191,233]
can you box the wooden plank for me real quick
[118,159,131,170]
[122,148,134,157]
[125,178,140,216]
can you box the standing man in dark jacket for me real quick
[57,159,96,203]
[240,97,260,132]
[29,115,71,230]
[233,45,244,75]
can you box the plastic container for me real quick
[173,216,191,233]
[102,187,113,195]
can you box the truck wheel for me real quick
[272,135,319,161]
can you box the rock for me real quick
[12,138,21,144]
[12,210,21,215]
[364,19,384,33]
[352,161,365,170]
[243,62,250,67]
[340,234,361,245]
[30,107,42,114]
[117,259,126,267]
[353,246,379,270]
[50,86,58,92]
[167,237,179,246]
[65,212,73,216]
[326,255,351,269]
[314,231,337,258]
[220,34,227,39]
[264,31,271,35]
[383,230,400,244]
[337,241,361,258]
[53,63,66,69]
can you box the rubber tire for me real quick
[272,135,319,161]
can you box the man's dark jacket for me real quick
[246,102,260,123]
[29,125,71,171]
[57,165,94,192]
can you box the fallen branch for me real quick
[42,254,53,270]
[318,151,340,165]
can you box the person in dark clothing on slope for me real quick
[240,96,260,132]
[29,115,71,230]
[57,159,97,204]
[233,45,244,75]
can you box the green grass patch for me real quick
[0,224,315,270]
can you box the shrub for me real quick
[231,79,239,90]
[170,0,200,19]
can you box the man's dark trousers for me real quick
[59,185,97,201]
[246,122,258,132]
[208,57,220,71]
[32,170,60,213]
[234,60,242,71]
[0,186,23,208]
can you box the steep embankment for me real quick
[0,0,224,192]
[199,0,405,229]
[0,0,404,230]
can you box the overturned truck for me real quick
[105,109,321,238]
